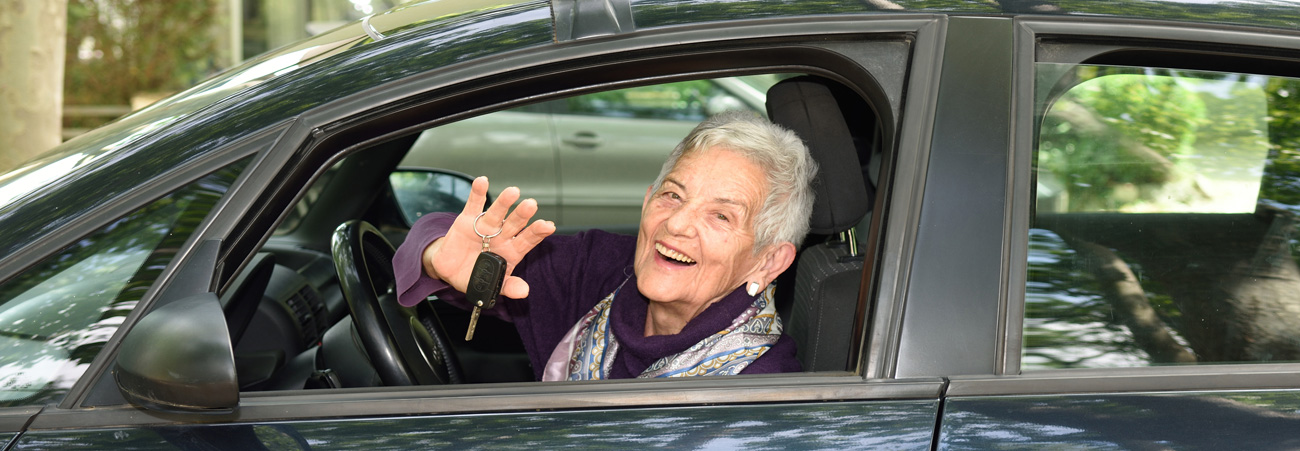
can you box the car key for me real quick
[466,213,506,340]
[465,250,505,340]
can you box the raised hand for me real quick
[421,176,555,299]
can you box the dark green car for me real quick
[4,0,1300,448]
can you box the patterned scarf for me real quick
[543,283,782,381]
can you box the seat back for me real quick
[766,76,875,372]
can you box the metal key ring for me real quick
[472,212,504,240]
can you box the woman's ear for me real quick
[753,241,797,286]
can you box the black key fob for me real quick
[466,251,507,309]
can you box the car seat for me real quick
[766,76,875,372]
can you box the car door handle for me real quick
[561,131,602,149]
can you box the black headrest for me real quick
[766,76,871,235]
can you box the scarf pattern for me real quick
[558,285,782,380]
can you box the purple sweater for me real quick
[393,213,801,380]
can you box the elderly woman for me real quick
[393,111,817,380]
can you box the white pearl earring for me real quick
[746,281,762,297]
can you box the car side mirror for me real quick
[113,292,238,413]
[390,168,484,226]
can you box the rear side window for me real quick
[1024,63,1300,369]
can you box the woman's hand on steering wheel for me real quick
[422,176,555,299]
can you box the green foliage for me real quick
[1081,71,1206,157]
[1037,68,1208,211]
[566,79,723,121]
[1262,78,1300,215]
[64,0,219,108]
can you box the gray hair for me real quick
[651,111,817,250]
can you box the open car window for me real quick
[1024,63,1300,369]
[247,70,882,389]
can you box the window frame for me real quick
[992,18,1300,393]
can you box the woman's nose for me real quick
[663,205,697,236]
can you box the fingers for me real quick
[478,186,519,234]
[460,176,490,217]
[460,176,521,221]
[500,197,537,238]
[512,218,556,253]
[498,219,552,299]
[501,276,530,299]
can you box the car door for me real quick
[936,18,1300,449]
[8,10,950,450]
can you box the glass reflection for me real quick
[1025,64,1300,369]
[0,159,247,406]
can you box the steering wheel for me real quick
[330,220,463,385]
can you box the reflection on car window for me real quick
[1024,64,1300,369]
[0,158,248,406]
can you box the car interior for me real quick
[221,71,888,391]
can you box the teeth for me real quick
[655,243,695,264]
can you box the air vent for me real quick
[285,290,319,346]
[285,285,330,348]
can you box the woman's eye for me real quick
[715,213,729,222]
[664,192,681,200]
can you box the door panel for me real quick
[13,400,940,449]
[939,391,1300,449]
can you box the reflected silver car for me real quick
[398,76,779,232]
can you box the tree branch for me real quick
[1064,237,1198,364]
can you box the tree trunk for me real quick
[1041,208,1300,363]
[0,0,67,173]
[1064,236,1198,364]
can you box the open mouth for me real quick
[655,243,696,266]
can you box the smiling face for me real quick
[633,146,779,318]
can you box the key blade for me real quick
[465,307,481,341]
